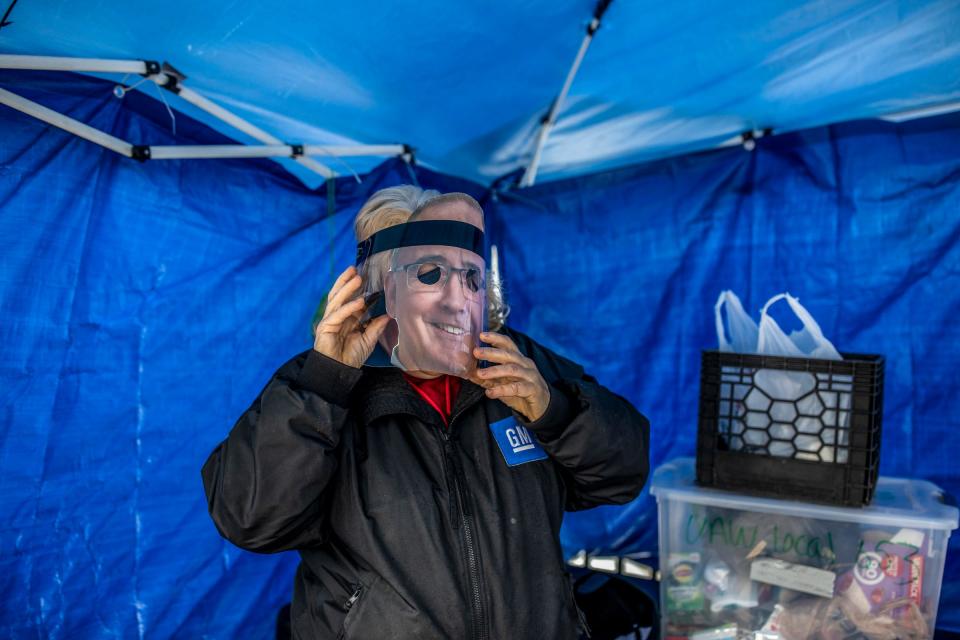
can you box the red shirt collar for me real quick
[402,373,462,427]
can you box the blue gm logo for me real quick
[507,425,535,452]
[489,417,549,466]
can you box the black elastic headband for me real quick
[356,219,484,266]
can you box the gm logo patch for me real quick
[488,417,549,466]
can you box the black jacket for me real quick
[202,328,650,640]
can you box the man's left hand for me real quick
[469,332,550,423]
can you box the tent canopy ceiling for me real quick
[1,0,959,186]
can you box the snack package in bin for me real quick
[837,528,926,619]
[666,552,705,613]
[771,530,930,640]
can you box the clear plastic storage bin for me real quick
[651,458,958,639]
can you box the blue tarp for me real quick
[3,70,960,636]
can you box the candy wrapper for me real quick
[837,528,925,619]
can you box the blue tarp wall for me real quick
[2,71,959,637]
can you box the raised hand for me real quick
[469,332,550,422]
[313,266,390,369]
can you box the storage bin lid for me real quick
[651,457,959,530]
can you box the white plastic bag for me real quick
[756,293,841,360]
[715,290,758,354]
[714,291,851,463]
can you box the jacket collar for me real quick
[355,367,486,432]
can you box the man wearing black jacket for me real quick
[202,189,650,639]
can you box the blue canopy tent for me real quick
[2,1,959,637]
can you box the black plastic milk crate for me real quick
[695,350,884,506]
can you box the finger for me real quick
[473,346,528,367]
[327,266,357,305]
[325,296,366,329]
[341,302,376,337]
[320,296,366,329]
[325,274,363,317]
[340,312,361,336]
[327,276,363,320]
[342,314,389,361]
[466,369,498,389]
[474,362,530,381]
[485,380,537,400]
[479,331,520,353]
[356,314,391,350]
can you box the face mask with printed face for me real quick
[355,199,486,377]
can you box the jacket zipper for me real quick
[573,596,591,639]
[563,572,591,638]
[438,416,487,640]
[344,585,363,610]
[336,585,365,640]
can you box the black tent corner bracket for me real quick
[159,73,180,94]
[0,0,19,30]
[740,128,774,151]
[142,60,162,76]
[159,62,186,94]
[138,60,186,94]
[587,0,614,33]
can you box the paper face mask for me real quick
[355,200,486,377]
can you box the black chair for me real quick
[574,573,658,640]
[275,603,291,640]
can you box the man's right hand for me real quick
[314,266,390,369]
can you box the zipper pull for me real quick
[344,585,363,610]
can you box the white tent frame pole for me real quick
[148,145,293,160]
[304,144,405,156]
[879,99,960,123]
[0,54,149,74]
[148,144,407,160]
[0,55,407,176]
[520,23,597,188]
[0,86,133,157]
[0,82,404,162]
[714,96,960,152]
[147,74,335,177]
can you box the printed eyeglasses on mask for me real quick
[393,262,485,299]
